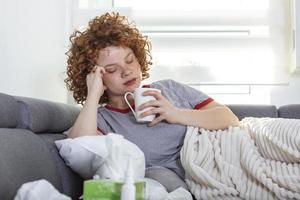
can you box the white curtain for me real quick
[115,0,292,85]
[71,0,292,85]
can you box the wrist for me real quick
[86,93,101,106]
[173,108,184,124]
[173,108,194,126]
[87,89,103,100]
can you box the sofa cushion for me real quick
[16,96,80,133]
[38,134,83,199]
[227,104,278,120]
[0,128,61,200]
[0,93,19,128]
[145,166,188,192]
[278,104,300,119]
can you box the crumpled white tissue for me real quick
[165,187,193,200]
[55,133,145,180]
[144,178,193,200]
[14,179,71,200]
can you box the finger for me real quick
[139,107,162,118]
[142,90,163,100]
[138,100,160,111]
[95,66,101,72]
[148,115,164,127]
[92,65,99,72]
[99,67,106,76]
[103,83,107,91]
[95,67,107,89]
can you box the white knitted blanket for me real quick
[180,117,300,200]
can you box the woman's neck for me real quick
[107,95,134,109]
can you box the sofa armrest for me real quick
[278,104,300,119]
[16,96,80,133]
[0,93,19,128]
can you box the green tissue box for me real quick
[83,179,146,200]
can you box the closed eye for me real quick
[126,59,133,64]
[105,66,117,73]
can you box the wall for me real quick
[0,0,300,106]
[0,0,68,103]
[271,74,300,106]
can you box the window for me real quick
[67,0,293,104]
[112,0,292,85]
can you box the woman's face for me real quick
[96,46,142,98]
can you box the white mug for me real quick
[124,88,161,123]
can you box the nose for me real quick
[121,65,133,78]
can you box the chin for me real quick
[135,78,142,87]
[128,84,139,92]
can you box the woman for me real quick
[65,12,239,191]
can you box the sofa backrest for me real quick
[278,104,300,119]
[227,104,278,120]
[0,93,19,128]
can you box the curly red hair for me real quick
[65,12,152,105]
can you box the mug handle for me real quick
[124,92,137,120]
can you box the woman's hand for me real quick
[138,90,180,126]
[86,66,107,100]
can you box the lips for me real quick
[124,78,136,86]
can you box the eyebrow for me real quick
[104,52,133,68]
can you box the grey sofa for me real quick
[1,92,300,200]
[0,93,81,200]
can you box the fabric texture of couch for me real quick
[0,92,299,200]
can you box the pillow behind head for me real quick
[55,134,145,180]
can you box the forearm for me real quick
[68,94,101,138]
[174,106,240,130]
